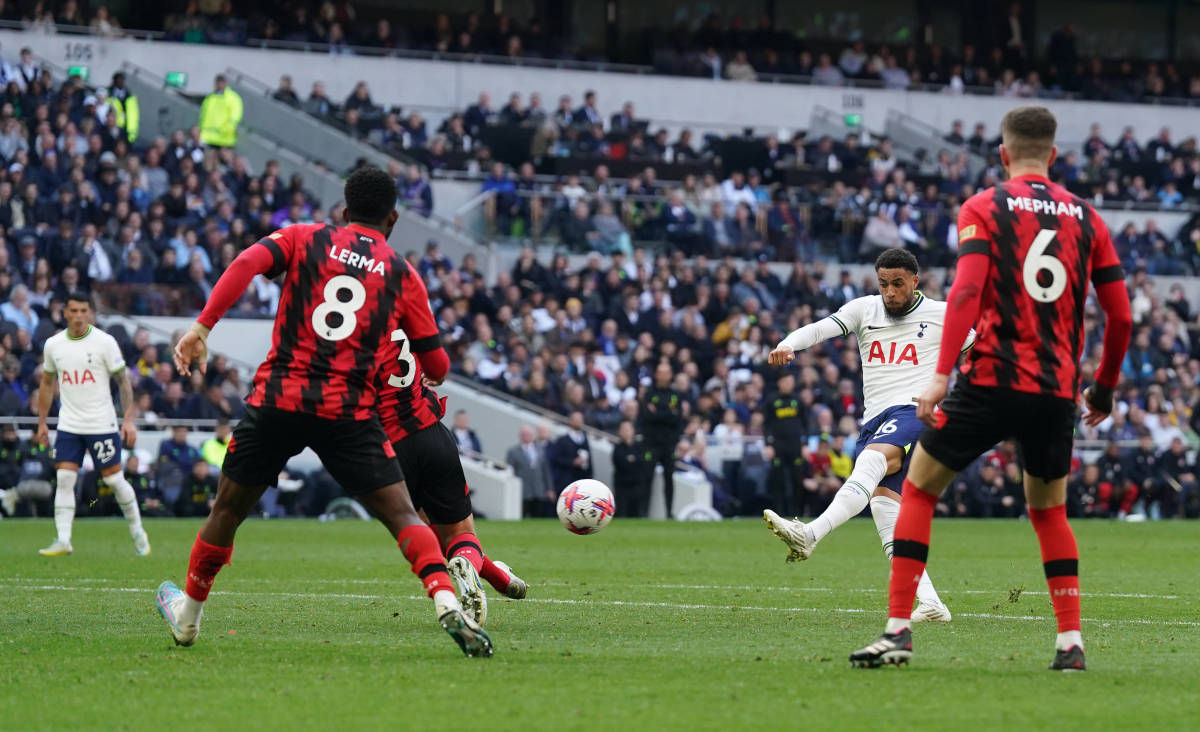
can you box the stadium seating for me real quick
[1,22,1198,522]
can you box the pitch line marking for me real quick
[3,583,1198,628]
[5,577,1183,600]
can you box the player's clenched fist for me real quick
[1081,384,1114,427]
[767,345,795,367]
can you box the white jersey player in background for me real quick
[763,248,972,622]
[36,293,149,557]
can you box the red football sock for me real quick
[1029,505,1081,633]
[479,555,511,593]
[444,532,484,573]
[887,480,939,620]
[185,534,233,602]
[398,525,454,597]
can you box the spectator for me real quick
[201,420,232,468]
[198,74,243,148]
[398,164,433,218]
[1,284,38,332]
[638,362,685,515]
[507,424,555,517]
[463,92,494,136]
[612,418,653,517]
[155,426,200,506]
[726,51,757,82]
[175,458,217,517]
[272,74,300,107]
[573,90,603,128]
[549,410,592,490]
[812,54,845,86]
[451,409,482,453]
[304,81,333,118]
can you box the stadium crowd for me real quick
[19,2,1200,106]
[0,39,1198,523]
[277,74,1200,226]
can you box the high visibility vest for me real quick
[110,90,139,143]
[198,88,243,148]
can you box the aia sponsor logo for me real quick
[60,369,97,385]
[867,341,918,365]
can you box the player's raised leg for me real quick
[763,448,886,561]
[480,557,529,599]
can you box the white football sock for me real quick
[809,449,887,544]
[886,617,911,634]
[105,472,144,538]
[54,469,77,545]
[871,494,944,608]
[179,595,204,626]
[1056,630,1083,651]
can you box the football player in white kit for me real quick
[763,249,972,622]
[35,293,149,556]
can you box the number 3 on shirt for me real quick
[1023,229,1067,303]
[388,329,417,388]
[312,275,367,341]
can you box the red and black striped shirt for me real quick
[955,174,1123,400]
[241,222,435,420]
[376,345,448,444]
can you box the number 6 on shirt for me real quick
[1022,229,1067,303]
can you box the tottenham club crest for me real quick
[917,323,928,338]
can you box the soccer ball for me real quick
[556,479,616,535]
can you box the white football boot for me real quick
[911,600,953,623]
[38,540,73,557]
[133,529,151,556]
[762,509,816,562]
[156,580,201,646]
[492,560,529,599]
[448,555,488,625]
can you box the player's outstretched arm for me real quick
[769,316,850,366]
[175,243,278,376]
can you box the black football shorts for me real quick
[391,422,472,525]
[222,405,403,492]
[919,381,1078,480]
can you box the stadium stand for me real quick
[1,14,1198,522]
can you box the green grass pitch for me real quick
[2,518,1196,731]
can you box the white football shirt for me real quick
[41,326,126,434]
[828,292,974,421]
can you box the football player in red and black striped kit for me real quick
[154,166,492,657]
[376,333,529,626]
[851,106,1132,671]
